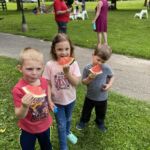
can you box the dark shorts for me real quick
[57,22,67,33]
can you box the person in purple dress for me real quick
[92,0,108,48]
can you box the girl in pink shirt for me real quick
[43,33,81,150]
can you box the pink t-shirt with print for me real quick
[43,60,81,105]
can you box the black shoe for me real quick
[97,123,107,132]
[76,122,86,130]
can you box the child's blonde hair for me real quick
[19,47,44,65]
[94,45,112,61]
[51,33,74,60]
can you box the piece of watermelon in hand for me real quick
[89,64,103,75]
[58,57,75,66]
[22,85,46,98]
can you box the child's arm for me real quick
[47,81,55,111]
[63,65,81,87]
[101,76,115,91]
[15,94,34,119]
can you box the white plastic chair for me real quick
[82,10,88,20]
[70,10,88,20]
[134,9,148,19]
[70,14,75,20]
[75,10,88,20]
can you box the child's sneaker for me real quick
[97,123,107,132]
[76,122,86,130]
[67,132,78,144]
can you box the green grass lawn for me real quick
[0,56,150,149]
[0,1,150,59]
[0,1,150,149]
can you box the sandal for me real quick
[67,132,78,144]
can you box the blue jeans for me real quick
[20,128,52,150]
[55,101,75,150]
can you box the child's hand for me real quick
[88,73,97,79]
[101,84,111,91]
[21,94,35,108]
[92,20,95,24]
[63,64,70,75]
[48,101,58,113]
[49,101,55,111]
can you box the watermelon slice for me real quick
[22,85,46,98]
[58,57,75,66]
[89,64,103,75]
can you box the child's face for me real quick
[54,41,71,60]
[19,59,44,84]
[92,55,105,65]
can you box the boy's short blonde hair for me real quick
[94,45,112,61]
[19,47,44,65]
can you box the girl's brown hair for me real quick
[51,33,74,60]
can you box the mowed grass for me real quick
[0,57,150,150]
[0,1,150,59]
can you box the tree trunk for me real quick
[16,0,22,11]
[111,0,117,10]
[144,0,147,6]
[37,0,40,7]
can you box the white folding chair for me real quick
[134,9,148,19]
[75,10,88,20]
[82,10,88,20]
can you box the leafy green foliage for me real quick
[0,56,150,149]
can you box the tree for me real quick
[111,0,117,10]
[144,0,147,6]
[16,0,22,11]
[16,0,41,11]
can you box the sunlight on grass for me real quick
[117,1,145,10]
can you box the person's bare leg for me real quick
[103,32,108,45]
[97,32,102,48]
